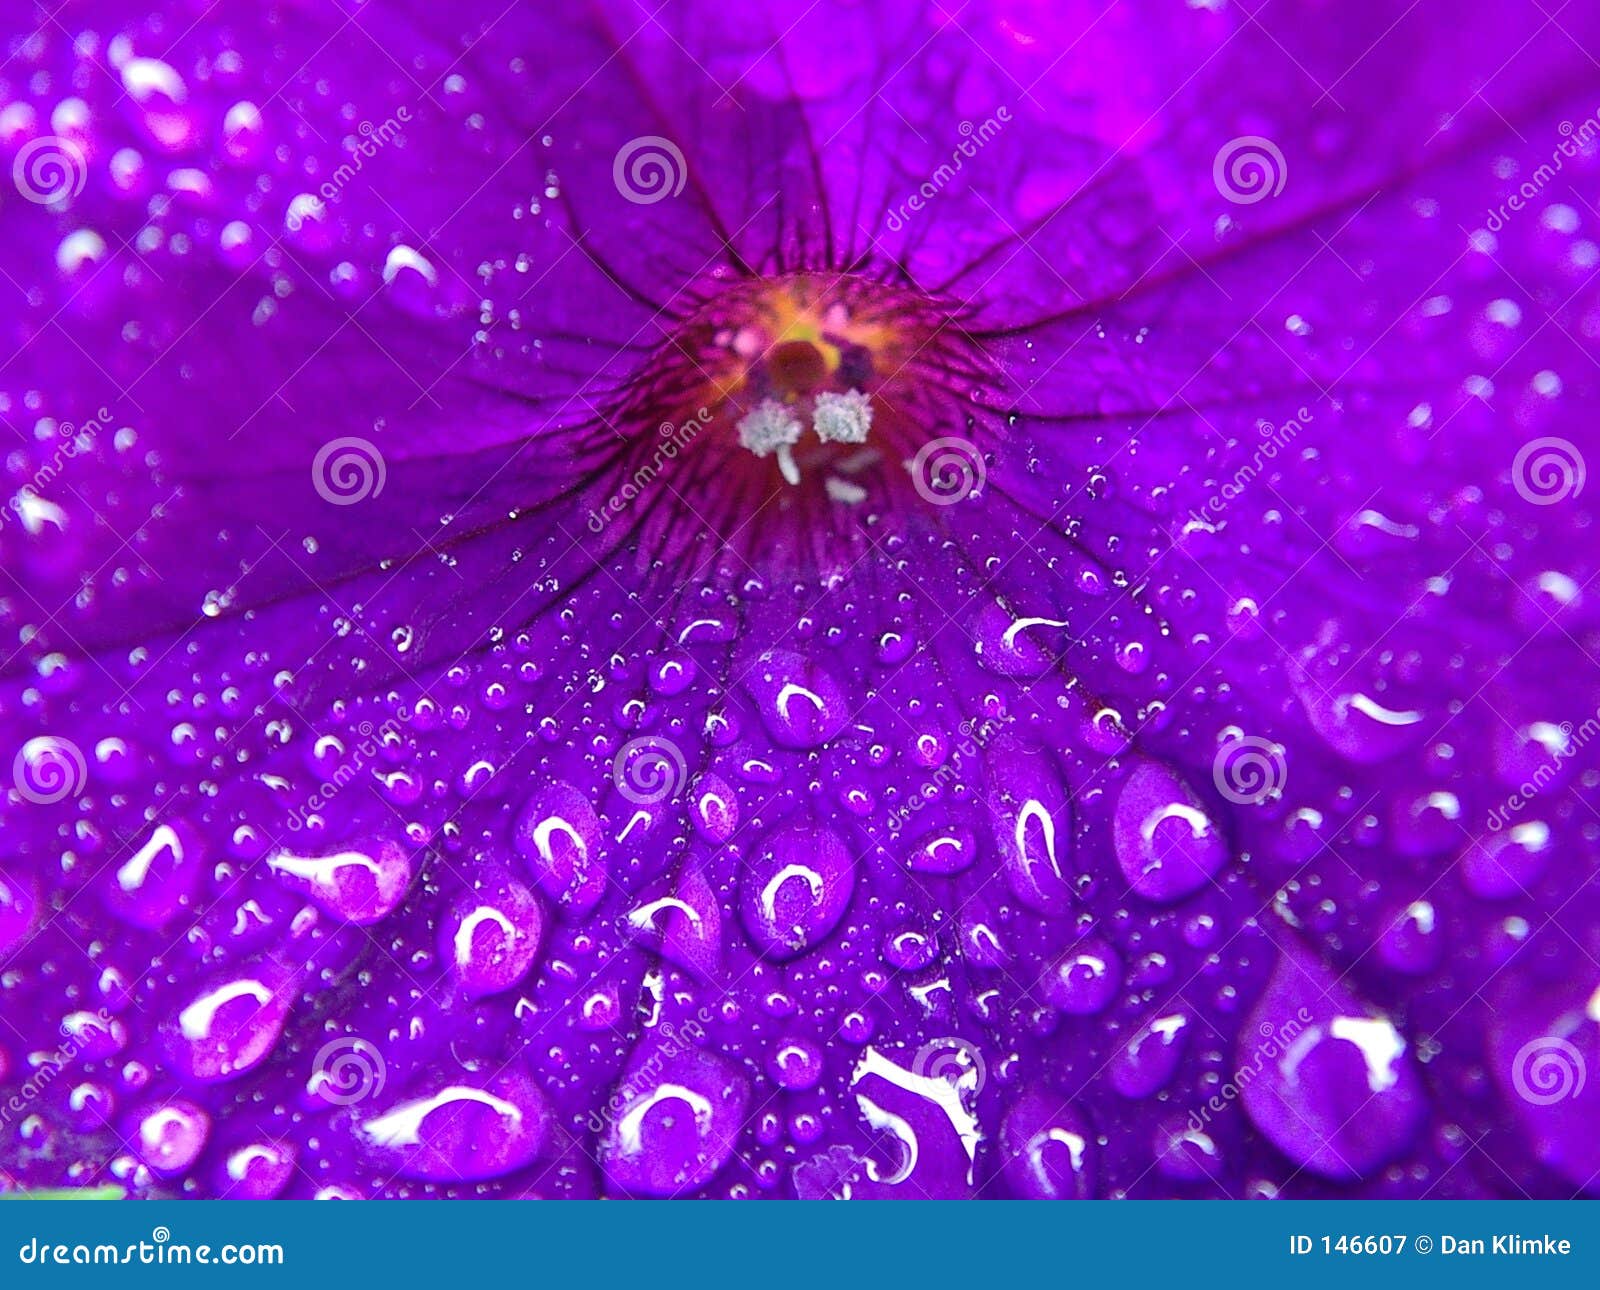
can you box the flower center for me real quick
[690,274,920,484]
[587,271,998,566]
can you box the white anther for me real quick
[737,399,804,485]
[737,399,803,456]
[825,476,867,504]
[812,389,874,444]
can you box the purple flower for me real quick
[1,0,1599,1199]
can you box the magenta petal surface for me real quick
[2,0,1599,1200]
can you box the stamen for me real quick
[812,389,874,445]
[737,399,804,486]
[737,399,803,455]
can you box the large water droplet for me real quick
[1113,762,1229,903]
[362,1066,552,1182]
[514,782,607,916]
[599,1042,749,1196]
[738,822,856,959]
[1240,940,1424,1179]
[266,841,413,924]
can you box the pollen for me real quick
[737,399,803,456]
[812,389,874,444]
[737,398,804,485]
[630,272,986,507]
